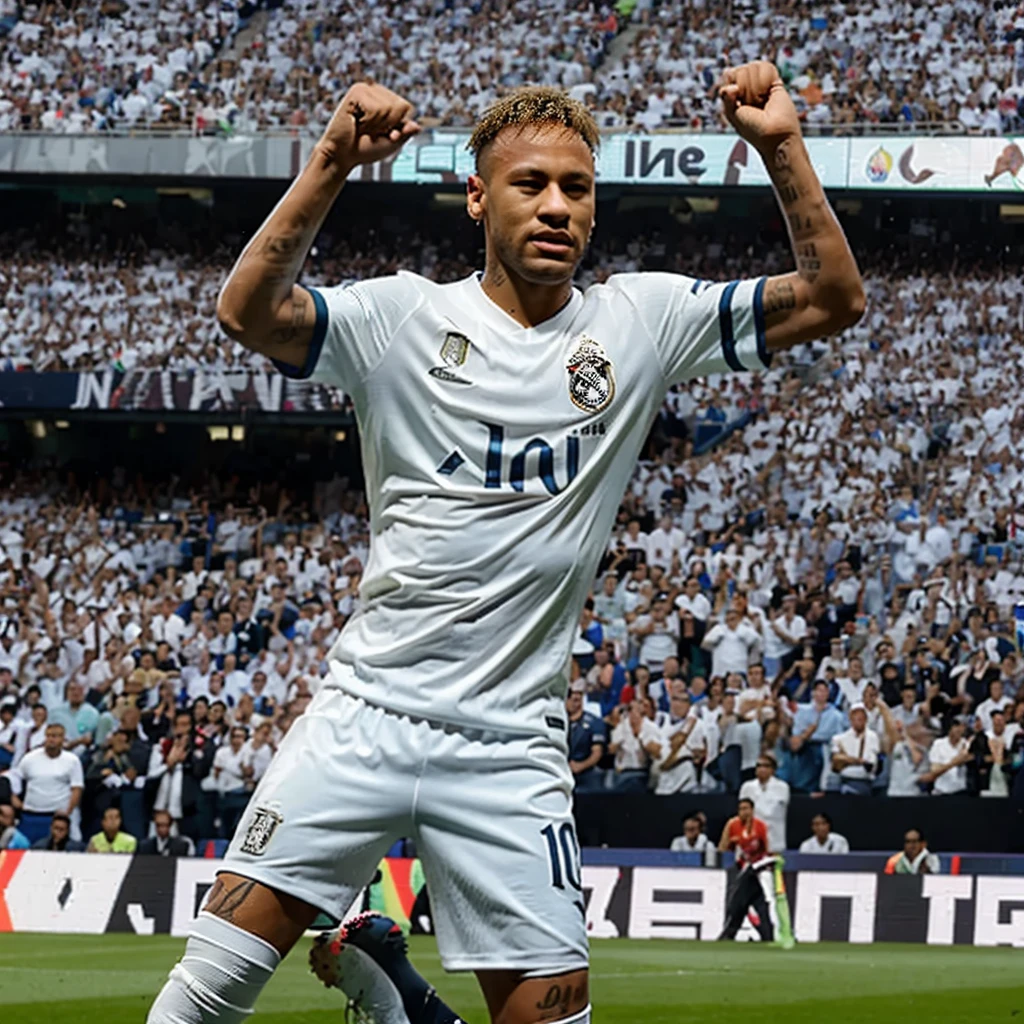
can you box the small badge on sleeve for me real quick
[239,805,283,856]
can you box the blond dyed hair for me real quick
[467,86,600,168]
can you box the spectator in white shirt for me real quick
[762,595,806,679]
[837,655,870,712]
[631,598,679,680]
[975,678,1013,733]
[925,718,972,796]
[798,812,850,854]
[654,690,705,794]
[676,576,712,673]
[608,700,662,793]
[7,723,84,844]
[669,814,717,866]
[738,753,790,852]
[830,703,881,796]
[983,709,1017,797]
[212,725,250,839]
[702,607,760,679]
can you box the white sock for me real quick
[548,1007,592,1024]
[147,912,281,1023]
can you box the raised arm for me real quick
[216,84,419,367]
[720,62,865,349]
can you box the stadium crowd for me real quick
[0,222,1022,852]
[1,0,1023,135]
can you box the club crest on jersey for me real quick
[429,331,472,385]
[239,805,283,856]
[566,336,615,413]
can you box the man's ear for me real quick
[466,173,485,224]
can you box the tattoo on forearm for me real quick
[777,182,801,206]
[796,242,821,282]
[787,211,815,237]
[204,878,257,922]
[258,233,306,266]
[764,281,797,315]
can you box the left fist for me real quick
[719,61,801,152]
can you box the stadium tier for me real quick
[1,0,1022,134]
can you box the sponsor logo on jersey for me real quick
[566,336,615,413]
[429,331,472,385]
[239,805,283,856]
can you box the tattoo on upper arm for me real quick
[763,281,797,316]
[204,877,257,923]
[268,293,310,348]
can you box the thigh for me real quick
[415,731,588,978]
[222,690,413,921]
[477,968,589,1024]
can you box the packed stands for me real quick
[1,203,1023,849]
[2,0,1023,134]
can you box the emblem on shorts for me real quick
[239,806,283,856]
[566,336,615,413]
[429,331,472,385]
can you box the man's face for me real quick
[749,665,765,688]
[949,722,965,744]
[991,712,1006,735]
[850,709,867,732]
[901,687,917,708]
[603,575,616,596]
[812,815,831,839]
[849,658,863,681]
[686,579,699,598]
[991,680,1004,701]
[51,817,69,843]
[566,691,583,715]
[32,704,47,726]
[173,713,192,738]
[154,813,172,839]
[738,801,753,823]
[218,612,234,635]
[230,728,246,751]
[755,758,773,783]
[683,819,700,842]
[44,725,65,754]
[111,731,129,754]
[102,808,121,836]
[904,830,924,857]
[467,124,595,287]
[725,609,740,630]
[66,681,83,705]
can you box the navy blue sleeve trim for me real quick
[753,276,772,368]
[717,280,743,372]
[271,287,328,380]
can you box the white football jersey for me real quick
[276,270,768,736]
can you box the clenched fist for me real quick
[318,82,421,171]
[719,61,801,153]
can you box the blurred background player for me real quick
[717,797,775,943]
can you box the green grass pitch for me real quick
[0,934,1020,1023]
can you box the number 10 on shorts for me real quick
[542,823,582,891]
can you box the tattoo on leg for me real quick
[534,982,587,1021]
[764,281,797,315]
[205,878,257,923]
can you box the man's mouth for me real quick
[530,232,574,256]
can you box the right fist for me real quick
[319,83,420,170]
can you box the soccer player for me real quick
[717,797,775,942]
[147,61,863,1024]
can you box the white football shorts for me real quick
[221,683,588,975]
